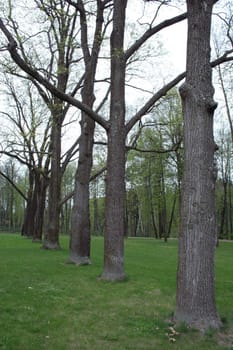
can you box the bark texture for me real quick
[32,171,48,242]
[22,168,47,241]
[43,110,63,250]
[68,113,95,264]
[175,0,221,331]
[100,0,127,281]
[68,0,105,265]
[41,3,77,249]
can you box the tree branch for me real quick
[125,51,233,134]
[125,71,185,134]
[0,170,28,201]
[124,12,187,61]
[0,18,109,131]
[59,165,106,207]
[126,142,181,154]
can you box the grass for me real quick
[0,234,233,350]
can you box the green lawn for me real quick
[0,234,232,350]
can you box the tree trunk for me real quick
[42,6,71,249]
[219,180,227,239]
[159,163,167,241]
[167,190,177,237]
[43,115,62,250]
[126,189,139,237]
[68,0,105,264]
[175,0,221,330]
[228,180,233,239]
[100,0,127,281]
[148,159,158,238]
[22,170,36,238]
[33,174,48,242]
[93,180,100,235]
[68,114,95,264]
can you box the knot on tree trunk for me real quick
[206,99,218,113]
[179,82,192,99]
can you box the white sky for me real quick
[127,0,187,72]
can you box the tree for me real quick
[126,91,183,239]
[89,155,106,236]
[60,163,76,235]
[0,77,51,240]
[1,0,82,248]
[216,131,233,240]
[99,1,188,279]
[34,0,81,250]
[0,159,25,231]
[98,0,128,280]
[67,0,112,265]
[175,0,222,330]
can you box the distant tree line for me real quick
[1,89,233,241]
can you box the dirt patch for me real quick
[217,328,233,348]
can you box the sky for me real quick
[127,0,187,72]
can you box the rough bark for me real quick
[42,1,73,249]
[21,168,47,241]
[100,0,127,281]
[175,0,222,331]
[68,114,95,264]
[93,180,100,235]
[33,174,48,242]
[148,182,158,239]
[22,170,36,238]
[68,0,105,265]
[43,112,62,250]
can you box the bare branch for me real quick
[124,12,187,61]
[59,164,107,207]
[126,50,233,134]
[0,18,109,131]
[126,142,181,154]
[61,136,80,174]
[0,169,28,201]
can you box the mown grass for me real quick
[0,234,233,350]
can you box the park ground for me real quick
[0,234,233,350]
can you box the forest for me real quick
[0,0,233,332]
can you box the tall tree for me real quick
[0,78,51,240]
[216,132,233,240]
[3,0,82,248]
[175,0,222,330]
[126,101,183,239]
[99,0,128,280]
[100,2,188,280]
[34,0,80,249]
[67,0,111,265]
[0,160,24,231]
